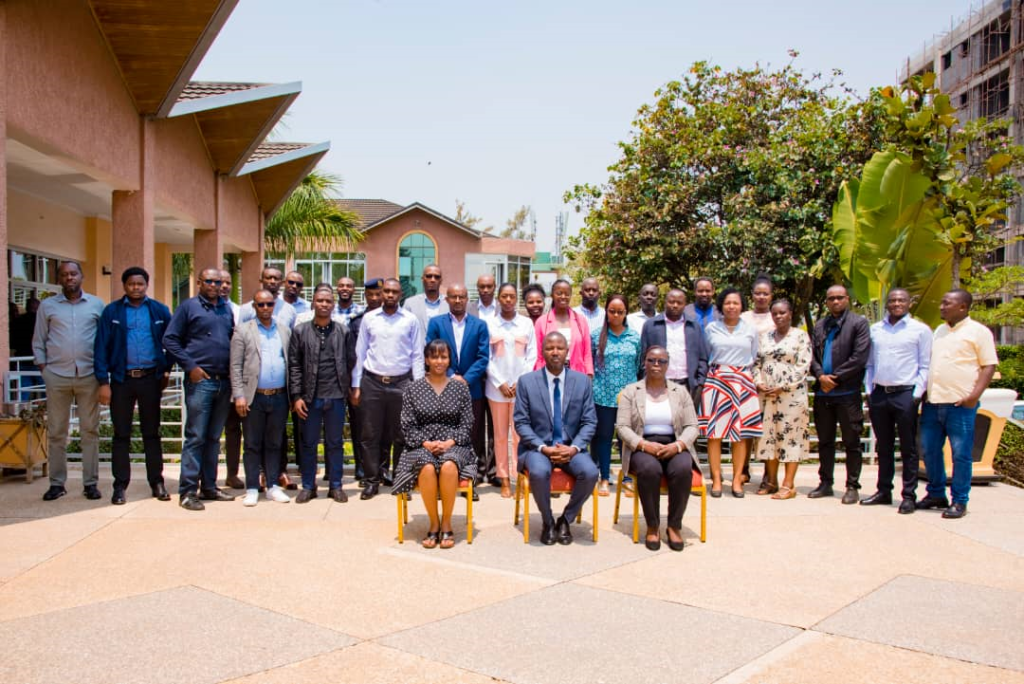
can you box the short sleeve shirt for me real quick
[927,317,998,403]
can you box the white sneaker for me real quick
[242,489,259,507]
[267,485,291,503]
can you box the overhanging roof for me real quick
[169,81,302,176]
[88,0,239,117]
[239,142,331,219]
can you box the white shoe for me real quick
[267,485,291,503]
[242,489,259,507]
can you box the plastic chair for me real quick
[513,467,598,543]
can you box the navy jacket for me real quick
[93,297,172,385]
[638,313,709,403]
[426,313,490,400]
[162,295,235,375]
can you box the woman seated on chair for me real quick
[392,339,477,549]
[616,346,699,552]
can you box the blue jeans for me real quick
[180,377,232,496]
[590,404,618,481]
[300,398,346,490]
[242,392,289,490]
[920,402,977,504]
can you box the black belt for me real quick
[364,370,412,385]
[874,384,914,394]
[255,387,285,396]
[125,367,158,378]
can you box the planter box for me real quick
[0,418,48,483]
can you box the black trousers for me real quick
[224,410,242,478]
[869,387,919,500]
[242,393,288,490]
[471,398,493,483]
[349,402,364,479]
[359,373,409,484]
[813,394,863,489]
[110,373,164,488]
[630,435,693,530]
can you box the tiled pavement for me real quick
[0,463,1021,684]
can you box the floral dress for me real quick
[753,328,812,463]
[391,378,478,494]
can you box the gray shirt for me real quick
[32,292,105,378]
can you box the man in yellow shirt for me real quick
[918,289,998,519]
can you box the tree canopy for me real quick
[565,57,886,321]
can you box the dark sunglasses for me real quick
[286,279,303,286]
[202,279,223,286]
[645,358,669,366]
[423,274,442,280]
[254,302,275,309]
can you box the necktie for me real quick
[552,377,563,445]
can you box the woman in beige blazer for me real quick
[617,345,700,551]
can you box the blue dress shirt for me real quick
[865,314,932,399]
[125,300,156,370]
[257,321,287,389]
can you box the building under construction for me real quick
[902,0,1023,343]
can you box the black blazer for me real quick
[638,314,708,391]
[810,310,871,395]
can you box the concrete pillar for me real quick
[83,217,112,302]
[193,229,223,275]
[152,243,173,306]
[0,1,9,382]
[110,120,155,301]
[239,212,265,298]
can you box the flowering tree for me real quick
[564,56,885,323]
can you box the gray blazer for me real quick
[403,293,449,333]
[615,380,699,477]
[230,319,291,404]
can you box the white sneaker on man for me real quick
[242,489,259,507]
[267,485,291,503]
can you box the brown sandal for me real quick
[772,486,797,500]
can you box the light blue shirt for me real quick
[287,297,310,315]
[574,304,605,334]
[32,292,105,377]
[124,299,156,369]
[256,321,286,389]
[865,314,932,399]
[352,307,425,385]
[705,319,758,369]
[238,298,296,329]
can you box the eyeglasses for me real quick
[254,302,275,309]
[202,279,223,286]
[423,274,442,280]
[645,358,669,366]
[286,280,303,286]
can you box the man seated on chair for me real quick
[513,331,599,545]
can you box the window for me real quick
[292,252,366,300]
[8,249,62,311]
[941,51,952,70]
[398,233,436,299]
[507,255,533,294]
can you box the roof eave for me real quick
[238,141,331,176]
[168,81,302,117]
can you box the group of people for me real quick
[29,260,998,549]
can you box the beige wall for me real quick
[361,209,481,284]
[7,190,88,260]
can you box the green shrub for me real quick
[991,345,1024,396]
[995,419,1024,487]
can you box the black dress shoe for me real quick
[915,495,950,510]
[807,483,834,499]
[358,479,368,488]
[667,534,685,552]
[111,488,126,505]
[295,488,317,504]
[360,483,379,500]
[540,522,557,545]
[224,475,245,490]
[841,487,860,505]
[942,502,968,519]
[42,485,67,501]
[898,499,916,515]
[328,487,348,503]
[83,484,102,500]
[555,516,573,545]
[151,482,171,501]
[645,536,661,551]
[199,488,235,502]
[381,473,394,487]
[860,491,893,506]
[179,493,205,511]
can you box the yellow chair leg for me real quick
[397,493,404,543]
[632,482,640,543]
[514,473,522,525]
[592,483,598,542]
[466,481,474,544]
[613,469,622,524]
[522,476,530,543]
[700,485,707,543]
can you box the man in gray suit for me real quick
[513,331,599,545]
[403,264,449,333]
[229,289,292,507]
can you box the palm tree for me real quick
[264,171,361,256]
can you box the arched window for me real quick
[397,232,436,298]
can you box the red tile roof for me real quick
[333,199,405,229]
[177,81,269,101]
[247,142,312,163]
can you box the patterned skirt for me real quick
[699,365,763,441]
[391,446,478,495]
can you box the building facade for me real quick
[903,0,1024,342]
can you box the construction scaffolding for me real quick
[902,0,1024,343]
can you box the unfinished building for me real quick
[902,0,1024,343]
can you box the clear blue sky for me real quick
[195,0,976,251]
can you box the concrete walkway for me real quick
[1,463,1022,684]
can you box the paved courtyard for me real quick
[0,462,1022,684]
